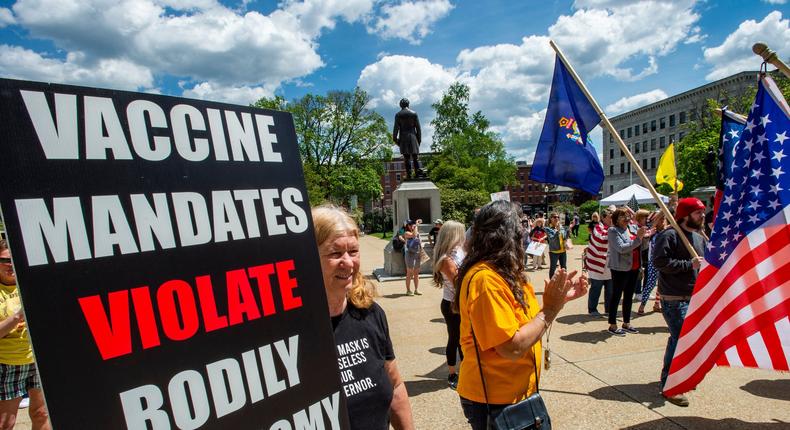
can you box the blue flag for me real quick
[530,56,604,195]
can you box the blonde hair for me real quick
[635,209,650,223]
[311,205,374,309]
[432,221,465,287]
[591,212,599,222]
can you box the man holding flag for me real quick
[662,72,790,400]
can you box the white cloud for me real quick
[605,89,668,116]
[761,0,786,5]
[182,81,274,105]
[6,0,377,98]
[703,11,790,81]
[0,8,15,27]
[359,1,701,160]
[369,0,454,44]
[0,45,154,90]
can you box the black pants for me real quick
[440,299,463,366]
[460,397,508,430]
[609,269,639,325]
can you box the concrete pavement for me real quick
[356,234,790,429]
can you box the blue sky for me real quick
[0,0,788,161]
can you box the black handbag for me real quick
[465,270,551,430]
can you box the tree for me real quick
[253,88,392,205]
[578,199,600,221]
[427,83,517,221]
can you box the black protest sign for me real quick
[0,78,349,430]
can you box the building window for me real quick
[660,117,666,129]
[627,163,631,173]
[651,120,656,132]
[659,136,666,148]
[609,134,613,143]
[610,165,614,175]
[643,123,648,134]
[635,126,640,137]
[620,163,625,174]
[620,149,625,157]
[610,185,614,194]
[669,114,675,127]
[679,112,686,124]
[396,173,401,181]
[669,134,675,143]
[385,187,390,194]
[642,159,648,170]
[610,148,614,159]
[690,109,697,121]
[619,129,625,139]
[627,127,632,138]
[643,141,647,152]
[635,143,640,154]
[651,157,656,169]
[651,139,656,151]
[679,131,685,140]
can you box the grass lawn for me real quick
[368,232,390,240]
[571,224,590,245]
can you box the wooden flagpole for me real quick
[753,43,790,79]
[548,40,700,258]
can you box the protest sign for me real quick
[490,191,510,202]
[0,78,348,429]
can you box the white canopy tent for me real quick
[600,184,669,206]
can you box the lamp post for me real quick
[544,184,550,216]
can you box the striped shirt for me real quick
[585,222,611,280]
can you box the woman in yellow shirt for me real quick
[453,201,588,429]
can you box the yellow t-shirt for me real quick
[0,284,33,365]
[457,263,542,404]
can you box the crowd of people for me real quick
[0,197,707,429]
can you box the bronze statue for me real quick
[393,98,424,179]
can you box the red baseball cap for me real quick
[675,197,706,221]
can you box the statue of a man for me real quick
[392,98,423,179]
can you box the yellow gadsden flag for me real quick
[656,143,683,192]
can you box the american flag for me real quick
[713,109,746,217]
[663,74,790,396]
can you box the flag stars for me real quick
[776,131,788,145]
[748,199,761,211]
[768,199,781,210]
[719,250,729,260]
[725,178,737,189]
[750,184,762,195]
[729,129,740,139]
[748,213,761,224]
[756,133,768,145]
[744,139,754,151]
[750,102,759,113]
[721,225,731,235]
[760,114,772,127]
[745,119,757,133]
[733,231,742,242]
[751,169,764,180]
[772,166,784,178]
[707,241,715,251]
[770,183,784,194]
[721,209,733,220]
[753,152,766,163]
[773,149,787,162]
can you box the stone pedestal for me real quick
[382,179,441,276]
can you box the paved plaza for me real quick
[12,235,790,429]
[359,235,789,429]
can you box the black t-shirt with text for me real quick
[331,302,395,430]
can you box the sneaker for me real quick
[18,397,29,409]
[662,393,689,407]
[406,291,414,296]
[622,326,639,334]
[448,373,458,390]
[414,290,423,296]
[608,327,626,337]
[588,311,602,317]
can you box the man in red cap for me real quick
[652,197,707,407]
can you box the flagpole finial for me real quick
[752,42,790,79]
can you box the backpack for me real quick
[407,236,421,252]
[392,237,405,251]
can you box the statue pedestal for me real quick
[382,179,441,276]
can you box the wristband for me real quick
[536,313,550,330]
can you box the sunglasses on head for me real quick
[0,258,11,264]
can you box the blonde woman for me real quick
[312,206,414,430]
[432,221,466,389]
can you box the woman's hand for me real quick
[542,269,588,321]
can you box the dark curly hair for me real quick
[453,200,527,312]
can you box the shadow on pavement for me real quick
[430,317,444,324]
[556,314,600,325]
[740,379,790,401]
[588,381,665,408]
[405,364,453,396]
[381,293,411,298]
[621,417,790,429]
[561,325,670,344]
[429,346,445,355]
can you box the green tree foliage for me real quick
[427,82,517,221]
[253,88,392,205]
[676,72,790,197]
[578,199,600,221]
